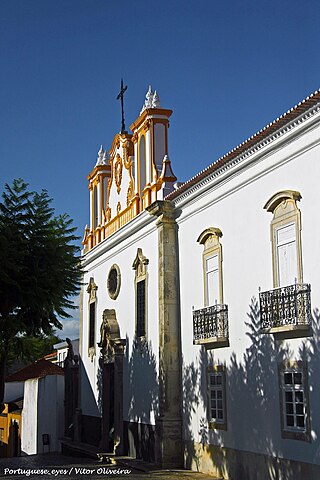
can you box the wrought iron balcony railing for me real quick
[259,283,311,332]
[193,304,229,346]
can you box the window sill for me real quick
[194,336,229,349]
[208,421,227,431]
[282,429,311,442]
[261,324,312,339]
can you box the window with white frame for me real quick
[205,254,219,306]
[276,223,298,287]
[197,228,224,307]
[279,362,310,441]
[264,190,303,288]
[207,366,227,430]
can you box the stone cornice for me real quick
[146,200,176,225]
[81,210,155,268]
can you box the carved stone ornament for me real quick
[114,154,123,194]
[127,181,133,206]
[98,309,126,363]
[140,85,161,114]
[87,277,98,302]
[132,248,149,276]
[105,206,111,222]
[117,201,121,215]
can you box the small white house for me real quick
[6,359,64,455]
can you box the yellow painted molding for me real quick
[264,190,301,212]
[197,227,223,245]
[130,108,172,132]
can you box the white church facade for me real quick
[78,86,320,479]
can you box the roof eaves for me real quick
[166,88,320,202]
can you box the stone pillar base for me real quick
[155,417,183,469]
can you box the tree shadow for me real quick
[182,295,320,479]
[183,359,200,469]
[123,336,158,461]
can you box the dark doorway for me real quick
[11,421,19,457]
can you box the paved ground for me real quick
[0,454,220,480]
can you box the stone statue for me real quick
[98,311,111,349]
[64,337,74,367]
[98,310,116,363]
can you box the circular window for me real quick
[107,264,121,300]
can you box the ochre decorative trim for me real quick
[265,190,303,288]
[264,190,301,212]
[197,228,224,307]
[130,108,173,132]
[114,154,123,194]
[197,228,223,245]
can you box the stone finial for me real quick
[145,85,153,106]
[140,85,161,114]
[96,145,105,166]
[152,90,160,108]
[101,150,109,165]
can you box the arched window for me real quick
[197,228,224,306]
[264,190,303,288]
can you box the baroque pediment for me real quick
[107,134,134,217]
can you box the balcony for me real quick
[193,304,229,348]
[259,283,312,337]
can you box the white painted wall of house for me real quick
[80,216,160,426]
[21,378,38,455]
[177,113,320,465]
[21,375,64,455]
[37,375,64,453]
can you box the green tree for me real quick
[0,179,82,412]
[6,332,64,370]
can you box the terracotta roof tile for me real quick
[6,359,64,382]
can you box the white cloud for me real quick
[60,317,80,340]
[57,295,80,340]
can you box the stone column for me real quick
[147,200,182,468]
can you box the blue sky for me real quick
[1,0,320,338]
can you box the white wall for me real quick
[80,212,160,426]
[21,379,38,455]
[177,114,320,465]
[37,375,64,453]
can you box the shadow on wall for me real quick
[77,357,101,447]
[123,336,159,461]
[183,296,320,480]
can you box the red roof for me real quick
[166,88,320,201]
[6,359,64,382]
[40,351,57,360]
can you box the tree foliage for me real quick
[7,332,64,369]
[0,179,82,409]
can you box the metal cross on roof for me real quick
[116,78,128,133]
